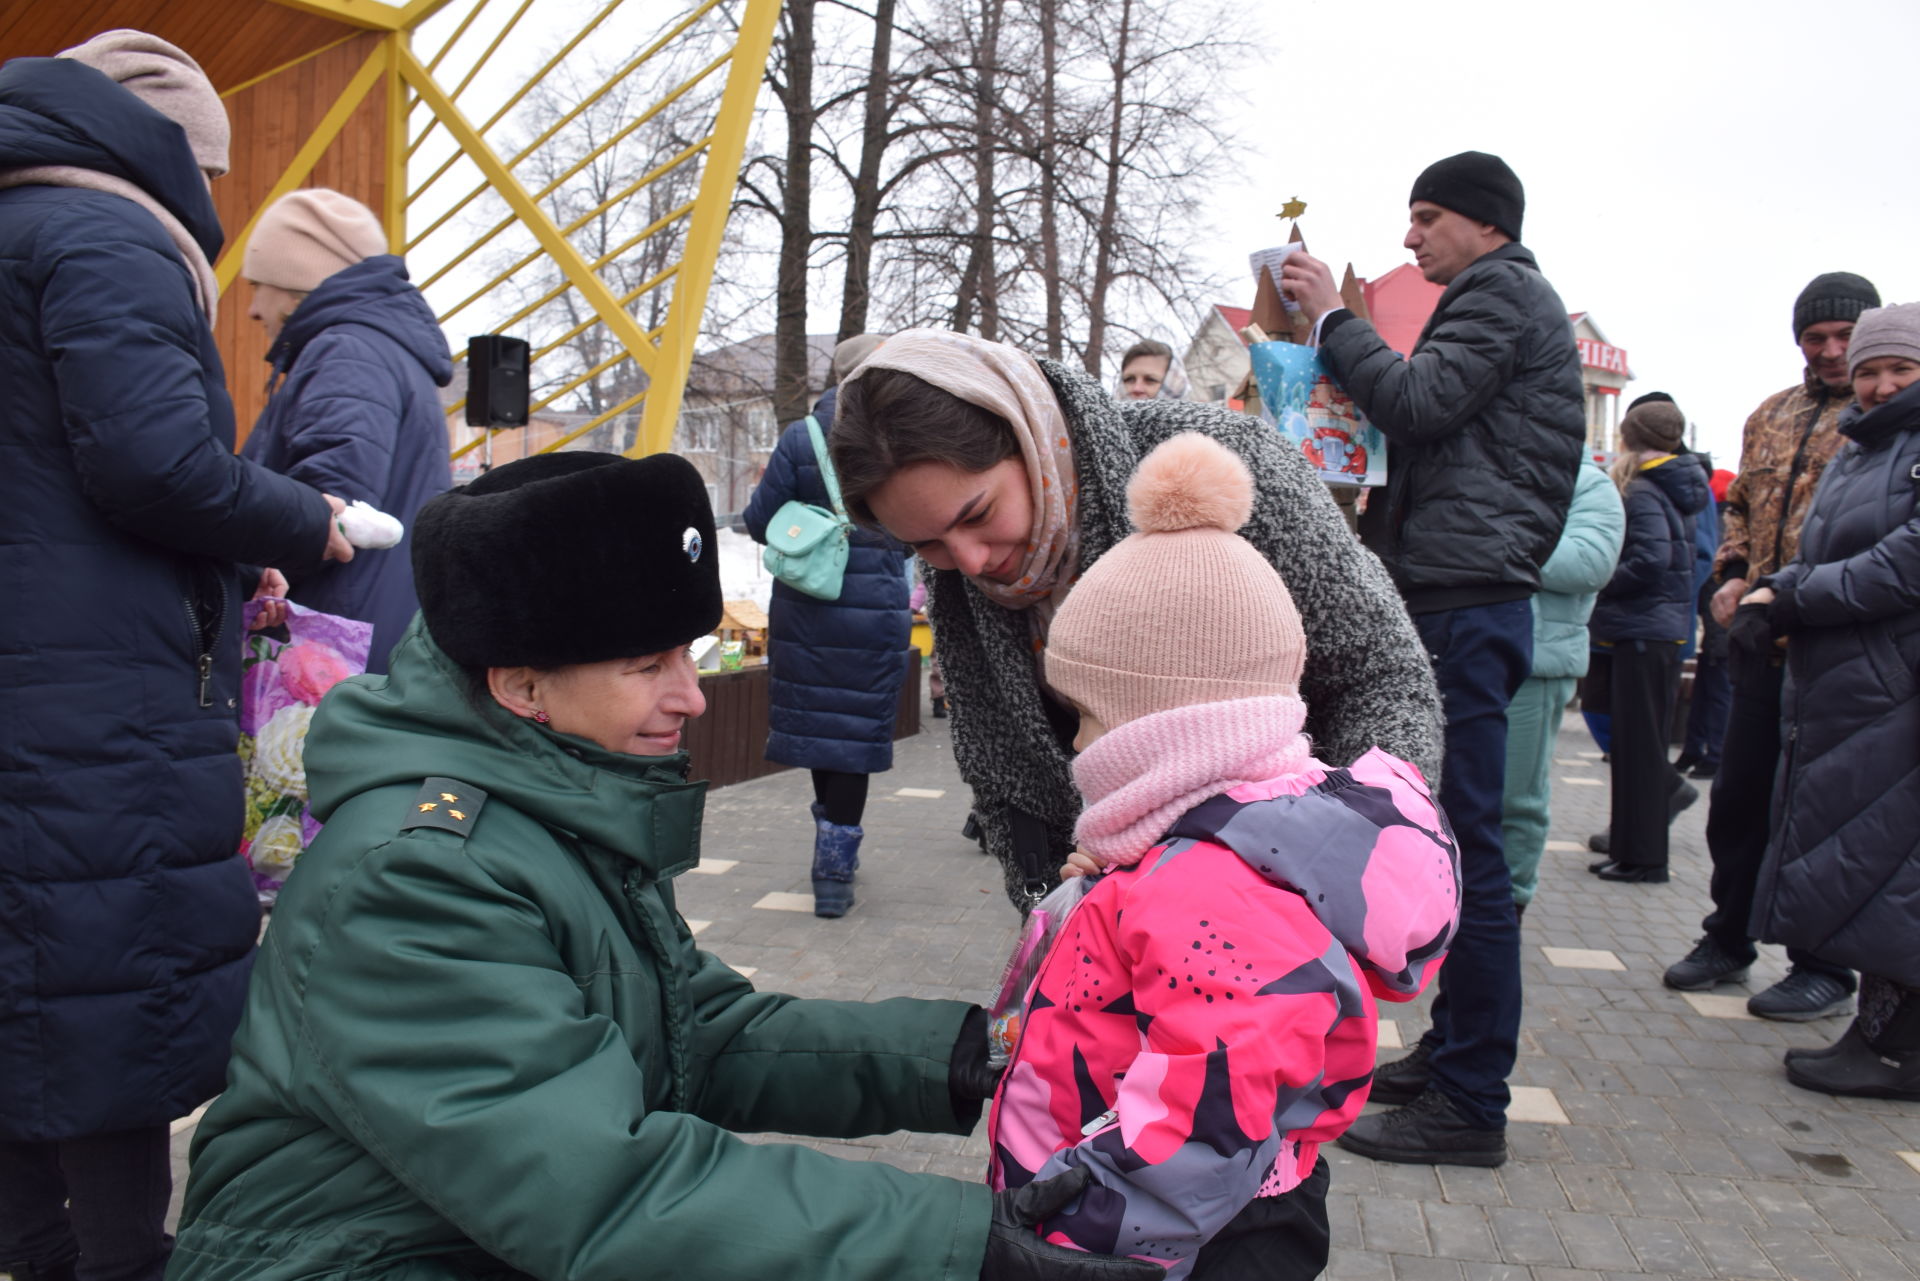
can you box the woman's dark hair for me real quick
[831,367,1020,524]
[1120,339,1173,369]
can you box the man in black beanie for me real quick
[1278,151,1585,1168]
[1659,270,1878,1020]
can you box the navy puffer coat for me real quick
[0,57,330,1142]
[241,255,453,674]
[1589,453,1709,644]
[1753,382,1920,986]
[743,388,910,774]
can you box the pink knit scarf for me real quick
[1072,695,1314,867]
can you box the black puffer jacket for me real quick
[0,57,329,1141]
[1589,454,1710,643]
[1752,381,1920,986]
[1321,243,1586,613]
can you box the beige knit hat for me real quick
[59,30,229,177]
[1847,303,1920,379]
[242,189,388,292]
[1046,433,1306,731]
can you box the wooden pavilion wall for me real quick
[0,3,385,442]
[214,33,388,440]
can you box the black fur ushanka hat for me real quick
[411,450,722,669]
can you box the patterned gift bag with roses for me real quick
[237,601,373,904]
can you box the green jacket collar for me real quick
[304,619,705,879]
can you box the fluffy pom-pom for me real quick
[1125,432,1254,534]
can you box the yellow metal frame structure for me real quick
[222,0,779,458]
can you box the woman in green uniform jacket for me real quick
[169,452,1155,1281]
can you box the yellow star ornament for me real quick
[1279,197,1307,220]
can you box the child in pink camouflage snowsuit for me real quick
[986,432,1462,1279]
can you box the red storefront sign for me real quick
[1578,339,1630,375]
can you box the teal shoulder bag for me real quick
[761,415,852,601]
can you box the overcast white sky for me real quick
[1193,0,1920,462]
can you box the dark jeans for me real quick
[1412,599,1532,1131]
[1607,641,1683,870]
[1190,1156,1330,1280]
[1682,650,1731,768]
[0,1127,172,1281]
[810,769,870,827]
[1700,647,1853,987]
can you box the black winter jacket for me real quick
[743,388,911,774]
[1321,243,1586,613]
[0,57,330,1141]
[241,255,454,674]
[1590,454,1710,644]
[1752,382,1920,986]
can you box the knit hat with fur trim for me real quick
[1846,303,1920,379]
[1409,151,1524,242]
[1045,433,1305,730]
[243,189,388,292]
[59,30,229,176]
[412,451,722,669]
[1793,272,1880,339]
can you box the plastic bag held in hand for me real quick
[981,1168,1164,1281]
[986,877,1094,1067]
[335,500,404,549]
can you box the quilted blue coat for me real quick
[742,388,911,774]
[0,56,330,1142]
[241,254,453,674]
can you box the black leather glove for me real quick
[1728,600,1777,660]
[950,1007,1003,1111]
[980,1167,1165,1281]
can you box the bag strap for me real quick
[804,415,848,522]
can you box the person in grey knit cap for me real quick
[1743,303,1920,1100]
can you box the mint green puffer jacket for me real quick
[170,621,991,1281]
[1529,462,1624,680]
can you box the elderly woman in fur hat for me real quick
[171,452,1159,1281]
[827,330,1443,910]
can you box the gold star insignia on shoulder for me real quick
[401,777,490,839]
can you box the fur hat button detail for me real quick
[1045,433,1306,732]
[411,451,722,670]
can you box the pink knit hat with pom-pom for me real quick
[1046,432,1306,731]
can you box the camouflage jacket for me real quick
[1715,370,1854,582]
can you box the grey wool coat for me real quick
[927,359,1445,908]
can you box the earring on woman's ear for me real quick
[533,709,550,723]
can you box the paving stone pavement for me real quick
[170,688,1920,1278]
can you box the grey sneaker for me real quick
[1748,969,1854,1022]
[1663,936,1752,991]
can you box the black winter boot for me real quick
[1337,1088,1507,1167]
[1366,1040,1434,1106]
[1785,1021,1920,1100]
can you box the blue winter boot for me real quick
[810,802,861,918]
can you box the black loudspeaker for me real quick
[466,334,530,427]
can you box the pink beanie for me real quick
[1046,433,1306,730]
[60,30,230,177]
[242,189,388,292]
